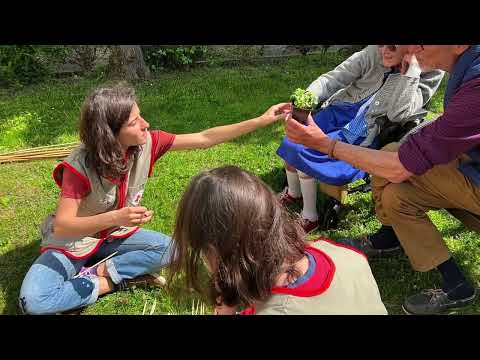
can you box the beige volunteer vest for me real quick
[256,240,388,315]
[40,132,154,259]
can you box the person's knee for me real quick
[371,173,390,189]
[143,232,172,253]
[19,284,57,315]
[380,183,408,218]
[285,162,297,172]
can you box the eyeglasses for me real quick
[379,45,400,52]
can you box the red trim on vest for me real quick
[117,178,127,209]
[53,161,91,193]
[148,132,157,178]
[317,238,368,260]
[40,226,140,260]
[99,229,110,239]
[270,245,336,298]
[40,238,107,260]
[239,305,256,315]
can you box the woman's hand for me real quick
[259,102,292,125]
[113,206,153,227]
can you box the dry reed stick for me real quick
[0,143,79,164]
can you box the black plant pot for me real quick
[291,104,311,125]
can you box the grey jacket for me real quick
[306,45,445,146]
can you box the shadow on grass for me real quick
[258,165,286,193]
[0,240,41,315]
[0,238,210,315]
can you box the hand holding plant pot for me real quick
[290,88,318,125]
[259,102,292,125]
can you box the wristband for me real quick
[327,139,338,159]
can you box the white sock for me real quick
[298,171,318,221]
[286,168,301,198]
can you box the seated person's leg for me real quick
[282,161,301,200]
[19,250,97,314]
[277,103,376,232]
[297,170,319,232]
[92,229,172,288]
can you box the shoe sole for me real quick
[401,291,478,315]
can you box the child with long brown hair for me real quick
[169,165,387,315]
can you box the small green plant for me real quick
[290,88,318,110]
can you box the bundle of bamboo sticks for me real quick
[0,142,80,164]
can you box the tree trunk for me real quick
[107,45,151,80]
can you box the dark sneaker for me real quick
[278,187,302,207]
[300,217,319,234]
[334,236,401,257]
[402,287,477,315]
[117,272,167,291]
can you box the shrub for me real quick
[143,45,207,72]
[0,45,71,87]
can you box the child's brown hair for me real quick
[169,166,306,308]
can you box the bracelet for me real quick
[327,139,338,159]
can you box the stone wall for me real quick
[55,45,360,75]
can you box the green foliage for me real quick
[0,45,71,87]
[290,88,318,110]
[143,45,207,71]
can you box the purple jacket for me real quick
[398,78,480,175]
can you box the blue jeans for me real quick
[19,229,172,314]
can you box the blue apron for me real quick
[277,97,379,186]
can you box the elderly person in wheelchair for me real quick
[276,45,444,233]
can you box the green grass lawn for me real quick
[1,53,478,315]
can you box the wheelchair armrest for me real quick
[377,116,426,148]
